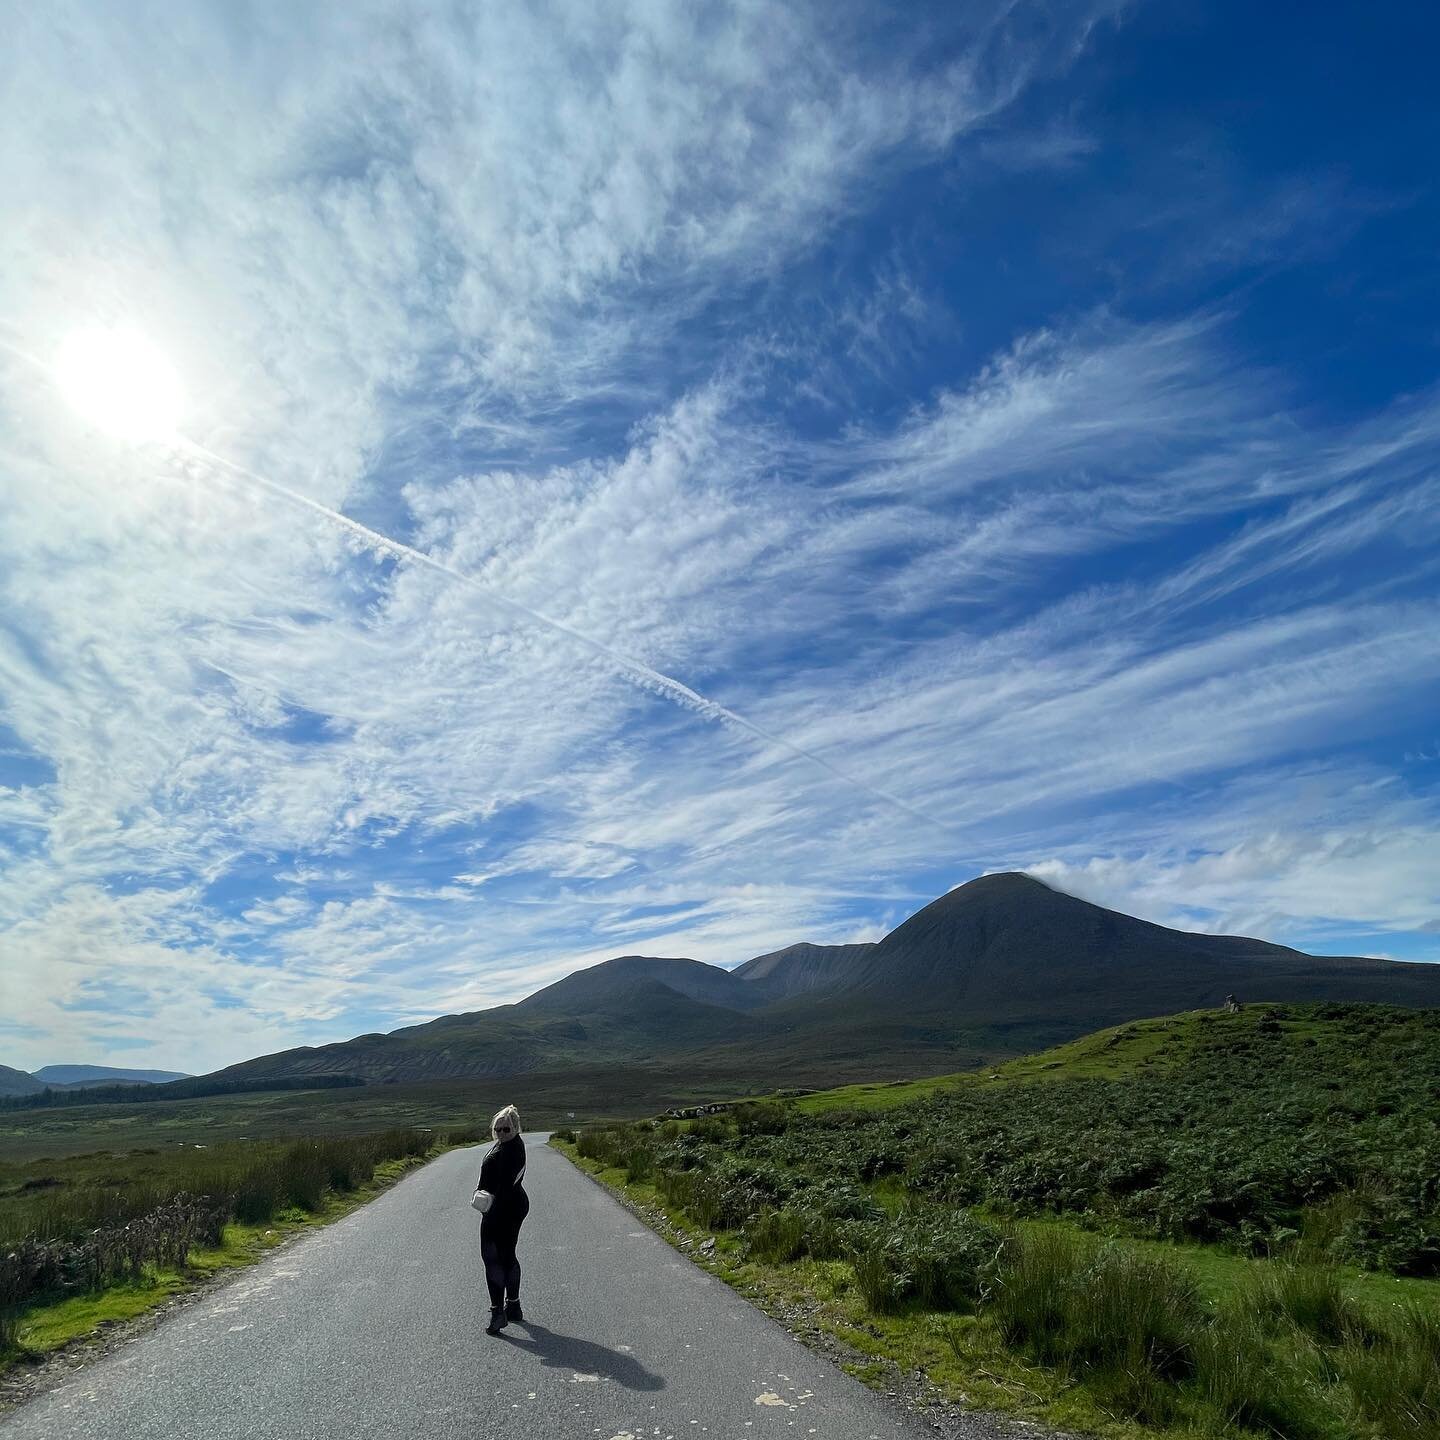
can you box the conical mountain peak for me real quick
[198,871,1440,1092]
[935,871,1059,904]
[841,868,1305,1024]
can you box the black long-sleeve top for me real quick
[478,1134,529,1226]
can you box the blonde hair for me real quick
[491,1104,521,1140]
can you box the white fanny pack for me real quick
[471,1154,524,1214]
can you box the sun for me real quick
[55,324,184,444]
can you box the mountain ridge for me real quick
[517,954,772,1014]
[15,873,1436,1095]
[188,872,1438,1090]
[33,1065,192,1086]
[0,1065,44,1098]
[0,1063,192,1096]
[731,941,878,1001]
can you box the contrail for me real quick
[0,309,954,834]
[0,333,53,373]
[178,439,957,835]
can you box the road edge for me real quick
[547,1139,1081,1440]
[0,1145,463,1419]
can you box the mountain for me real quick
[732,942,877,1001]
[168,873,1440,1092]
[0,1064,192,1097]
[0,1065,43,1098]
[519,955,770,1013]
[33,1065,191,1086]
[212,967,772,1088]
[835,872,1440,1040]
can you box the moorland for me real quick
[4,874,1438,1438]
[8,873,1440,1163]
[560,1003,1440,1440]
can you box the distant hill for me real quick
[212,969,776,1089]
[732,941,877,1001]
[199,872,1440,1092]
[33,1065,191,1086]
[0,1064,44,1098]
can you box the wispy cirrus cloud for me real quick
[7,298,1440,1068]
[2,2,1437,1073]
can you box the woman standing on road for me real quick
[478,1104,529,1335]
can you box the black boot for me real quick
[486,1305,508,1334]
[505,1298,524,1322]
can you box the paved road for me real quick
[2,1138,946,1440]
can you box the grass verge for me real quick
[551,1137,1119,1438]
[552,1136,1440,1440]
[1,1150,437,1377]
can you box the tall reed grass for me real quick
[1335,1301,1440,1440]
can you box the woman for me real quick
[477,1103,529,1335]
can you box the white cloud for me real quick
[1028,818,1440,949]
[7,304,1440,1067]
[2,3,1438,1072]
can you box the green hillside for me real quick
[788,1001,1358,1113]
[672,1003,1434,1274]
[562,1002,1440,1439]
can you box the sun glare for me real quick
[55,324,183,444]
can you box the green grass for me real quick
[784,1011,1204,1116]
[0,1061,874,1165]
[780,1005,1440,1273]
[791,1073,972,1115]
[789,1006,1343,1116]
[0,1127,450,1246]
[0,1025,1032,1169]
[14,1215,279,1354]
[0,1078,530,1164]
[557,1005,1440,1440]
[553,1137,1152,1438]
[1005,1214,1440,1313]
[557,1135,1440,1440]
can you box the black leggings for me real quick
[480,1218,523,1308]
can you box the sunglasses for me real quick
[495,1125,514,1134]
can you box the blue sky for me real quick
[2,1,1438,1073]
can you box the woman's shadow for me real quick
[498,1321,664,1391]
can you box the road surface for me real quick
[2,1137,953,1440]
